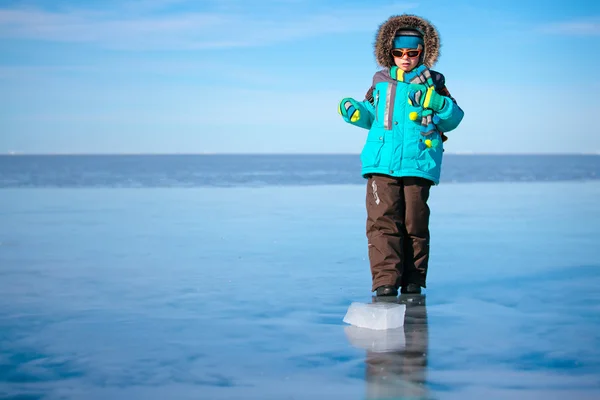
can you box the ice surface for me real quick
[343,302,406,330]
[1,181,600,399]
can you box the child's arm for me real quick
[338,79,377,130]
[338,96,375,130]
[429,73,464,133]
[408,83,464,134]
[433,96,464,133]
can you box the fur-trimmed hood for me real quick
[375,14,440,69]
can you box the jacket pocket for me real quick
[360,130,385,168]
[415,135,443,175]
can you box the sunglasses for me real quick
[391,49,422,58]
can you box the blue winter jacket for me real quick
[346,69,464,185]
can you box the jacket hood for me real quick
[374,14,440,69]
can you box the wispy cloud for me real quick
[538,18,600,36]
[0,1,418,50]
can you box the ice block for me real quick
[343,302,406,330]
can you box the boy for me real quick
[338,14,464,297]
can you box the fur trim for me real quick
[374,14,441,68]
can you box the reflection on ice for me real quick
[349,295,430,400]
[344,326,406,353]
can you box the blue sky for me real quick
[0,0,599,154]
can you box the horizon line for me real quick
[2,152,600,156]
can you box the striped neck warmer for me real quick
[390,64,439,136]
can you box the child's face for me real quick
[392,48,421,72]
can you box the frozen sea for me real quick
[1,154,600,400]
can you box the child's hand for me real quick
[338,98,361,123]
[408,86,445,113]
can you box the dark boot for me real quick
[401,283,422,294]
[376,285,398,297]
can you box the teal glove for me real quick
[408,86,445,113]
[338,97,361,123]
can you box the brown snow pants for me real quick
[366,174,432,291]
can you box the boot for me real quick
[400,283,422,294]
[375,285,398,297]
